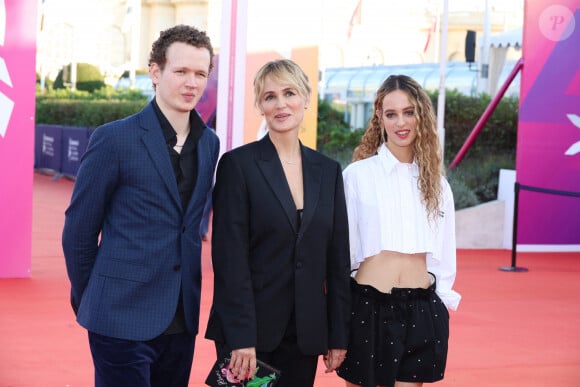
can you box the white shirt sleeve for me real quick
[343,168,362,273]
[428,179,461,310]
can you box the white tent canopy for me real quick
[480,28,523,96]
[489,27,523,48]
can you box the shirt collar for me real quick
[377,144,418,175]
[151,97,206,147]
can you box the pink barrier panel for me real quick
[0,0,37,277]
[516,1,580,246]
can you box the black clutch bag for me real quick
[205,357,281,387]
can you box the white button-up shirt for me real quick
[343,144,461,310]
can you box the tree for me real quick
[53,63,105,92]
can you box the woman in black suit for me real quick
[205,59,351,386]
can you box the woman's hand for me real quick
[229,347,257,380]
[323,348,347,373]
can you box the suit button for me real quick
[296,261,303,269]
[173,264,181,271]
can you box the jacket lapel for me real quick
[184,129,211,219]
[256,135,299,232]
[300,146,322,235]
[138,104,182,210]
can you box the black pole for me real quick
[510,182,520,266]
[500,181,528,272]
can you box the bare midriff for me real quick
[354,250,431,293]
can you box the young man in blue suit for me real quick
[62,25,220,387]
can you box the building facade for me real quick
[36,0,523,89]
[37,0,209,85]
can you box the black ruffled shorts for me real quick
[336,277,449,387]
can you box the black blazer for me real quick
[205,134,351,355]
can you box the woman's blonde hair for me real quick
[253,59,311,108]
[353,74,443,219]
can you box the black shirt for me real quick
[152,98,205,211]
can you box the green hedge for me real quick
[36,88,148,128]
[439,90,518,163]
[435,90,518,208]
[36,99,148,127]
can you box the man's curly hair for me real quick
[148,24,214,73]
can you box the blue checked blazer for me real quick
[62,102,219,341]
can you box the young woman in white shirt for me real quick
[337,74,461,387]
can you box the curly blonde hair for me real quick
[353,75,443,220]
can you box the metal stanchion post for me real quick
[500,181,528,272]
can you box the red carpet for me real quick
[1,173,579,386]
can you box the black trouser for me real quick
[89,331,195,387]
